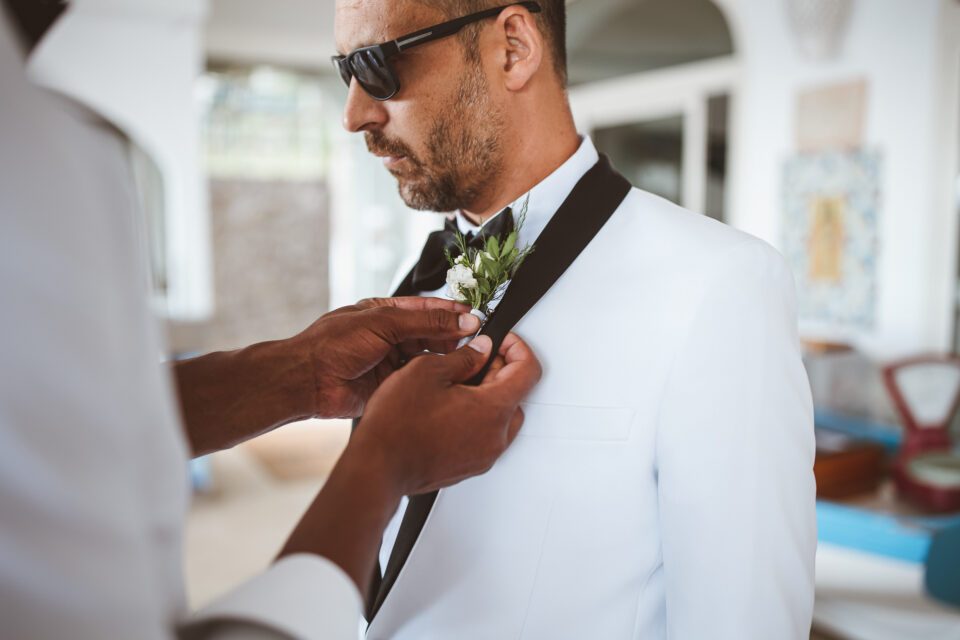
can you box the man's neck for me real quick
[461,123,581,226]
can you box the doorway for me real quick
[566,0,737,221]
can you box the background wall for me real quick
[207,179,330,352]
[720,0,960,357]
[56,0,957,359]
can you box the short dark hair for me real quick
[416,0,567,84]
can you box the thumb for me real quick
[435,335,493,384]
[368,307,478,345]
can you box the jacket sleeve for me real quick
[655,240,817,639]
[181,554,362,640]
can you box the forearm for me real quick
[174,339,316,457]
[277,441,401,596]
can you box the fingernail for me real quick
[468,335,492,353]
[459,313,481,332]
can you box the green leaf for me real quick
[488,235,500,258]
[480,279,495,299]
[480,254,499,278]
[502,232,516,256]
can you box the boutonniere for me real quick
[444,197,534,321]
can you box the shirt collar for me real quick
[454,136,600,248]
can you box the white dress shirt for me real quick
[0,9,360,639]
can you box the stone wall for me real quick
[204,179,330,352]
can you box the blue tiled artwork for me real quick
[783,150,882,329]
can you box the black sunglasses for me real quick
[332,2,542,101]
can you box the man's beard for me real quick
[365,65,505,212]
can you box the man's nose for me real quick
[342,78,388,133]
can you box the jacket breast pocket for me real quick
[517,402,635,441]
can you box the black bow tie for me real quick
[410,208,515,292]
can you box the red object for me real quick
[882,355,960,513]
[814,441,886,499]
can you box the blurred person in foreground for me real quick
[333,1,817,638]
[0,2,542,638]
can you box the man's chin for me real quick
[394,179,433,211]
[390,167,463,211]
[397,182,454,213]
[398,190,439,212]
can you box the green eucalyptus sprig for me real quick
[444,197,534,316]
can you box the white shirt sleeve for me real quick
[181,555,362,640]
[655,240,817,639]
[0,8,363,639]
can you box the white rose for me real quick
[446,263,478,302]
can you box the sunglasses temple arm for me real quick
[379,42,401,57]
[394,2,542,53]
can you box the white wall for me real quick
[28,0,213,321]
[721,0,960,358]
[205,0,335,70]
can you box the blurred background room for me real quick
[22,0,960,638]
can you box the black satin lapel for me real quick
[2,0,67,53]
[365,256,437,620]
[468,155,632,382]
[367,490,438,620]
[368,154,632,622]
[357,263,419,619]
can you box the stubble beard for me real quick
[366,64,506,213]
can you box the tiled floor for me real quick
[185,419,348,608]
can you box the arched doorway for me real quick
[567,0,737,221]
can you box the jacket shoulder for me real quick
[613,188,789,279]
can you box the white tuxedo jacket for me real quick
[368,139,816,639]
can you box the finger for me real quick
[345,377,376,416]
[322,303,362,318]
[356,296,471,314]
[373,359,396,387]
[433,336,493,383]
[427,339,461,354]
[307,296,471,326]
[404,350,435,363]
[358,349,402,389]
[500,332,540,368]
[366,306,481,346]
[481,353,507,384]
[385,346,404,371]
[398,337,460,357]
[476,333,541,401]
[398,338,428,359]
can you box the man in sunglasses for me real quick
[335,1,816,638]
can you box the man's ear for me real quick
[495,6,544,92]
